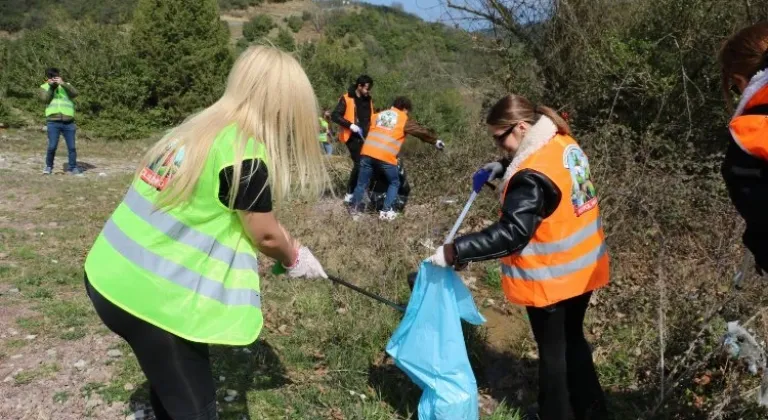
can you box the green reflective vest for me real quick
[318,117,329,143]
[84,125,265,345]
[40,83,75,119]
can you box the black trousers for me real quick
[345,137,364,195]
[526,291,608,420]
[85,276,218,420]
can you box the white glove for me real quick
[482,161,504,180]
[286,246,328,279]
[426,245,448,267]
[350,124,361,134]
[435,140,445,150]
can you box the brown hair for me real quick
[485,94,571,135]
[719,21,768,109]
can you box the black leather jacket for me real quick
[721,103,768,272]
[451,164,562,266]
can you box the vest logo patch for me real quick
[140,145,186,191]
[375,110,398,130]
[563,145,597,216]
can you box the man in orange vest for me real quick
[349,96,444,221]
[331,75,375,204]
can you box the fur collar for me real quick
[499,115,558,195]
[733,69,768,119]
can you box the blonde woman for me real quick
[82,46,328,419]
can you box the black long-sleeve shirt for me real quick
[331,86,373,133]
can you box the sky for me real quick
[361,0,468,25]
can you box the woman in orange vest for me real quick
[427,95,610,420]
[720,21,768,275]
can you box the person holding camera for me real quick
[39,67,81,175]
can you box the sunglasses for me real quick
[492,124,517,143]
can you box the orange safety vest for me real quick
[730,84,768,161]
[499,134,609,308]
[361,107,408,166]
[338,93,374,144]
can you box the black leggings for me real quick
[85,276,218,420]
[346,137,363,194]
[526,291,608,420]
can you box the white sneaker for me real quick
[379,210,397,221]
[343,193,353,204]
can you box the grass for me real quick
[1,123,767,419]
[53,391,70,404]
[14,363,59,385]
[0,128,536,418]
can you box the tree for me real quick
[243,14,275,41]
[130,0,232,118]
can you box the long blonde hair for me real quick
[485,94,571,135]
[137,46,327,209]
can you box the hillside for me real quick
[3,0,768,419]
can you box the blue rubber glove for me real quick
[471,169,492,194]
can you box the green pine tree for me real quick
[131,0,232,119]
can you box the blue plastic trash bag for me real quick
[386,261,486,420]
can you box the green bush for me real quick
[2,23,158,138]
[273,28,295,52]
[131,0,232,121]
[0,0,29,32]
[0,102,26,128]
[242,14,275,41]
[286,15,303,33]
[218,0,262,11]
[302,11,312,21]
[0,0,137,31]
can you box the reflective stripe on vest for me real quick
[122,186,259,271]
[84,124,264,345]
[41,83,75,118]
[499,134,609,307]
[361,107,407,165]
[365,132,402,156]
[101,219,261,307]
[503,240,607,281]
[519,217,603,256]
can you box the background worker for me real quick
[349,96,444,221]
[40,67,81,175]
[719,21,768,276]
[319,110,334,155]
[82,46,328,419]
[428,94,610,420]
[331,75,374,204]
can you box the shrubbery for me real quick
[218,0,262,11]
[285,15,303,33]
[0,0,138,31]
[243,14,275,41]
[1,1,493,142]
[1,0,231,138]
